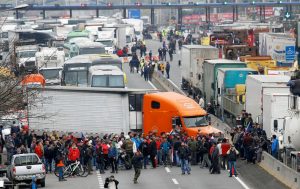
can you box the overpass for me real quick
[1,2,298,24]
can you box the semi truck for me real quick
[181,45,219,95]
[28,88,222,137]
[245,75,290,124]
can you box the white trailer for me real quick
[28,87,154,136]
[181,45,219,95]
[263,93,290,141]
[245,75,290,124]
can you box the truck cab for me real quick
[143,92,222,136]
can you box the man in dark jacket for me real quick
[149,137,157,168]
[227,145,239,177]
[166,62,170,79]
[178,142,191,175]
[132,150,143,184]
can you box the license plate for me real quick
[0,180,4,187]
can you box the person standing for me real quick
[210,143,220,174]
[227,145,239,177]
[200,138,211,169]
[129,59,134,73]
[178,142,191,175]
[144,64,150,81]
[162,47,167,61]
[166,62,170,79]
[56,149,67,182]
[158,48,163,61]
[160,138,171,167]
[132,150,143,184]
[108,141,118,174]
[271,135,279,159]
[148,50,152,61]
[149,137,157,168]
[168,48,173,61]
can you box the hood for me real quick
[45,78,61,85]
[185,126,222,137]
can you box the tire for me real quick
[40,179,46,188]
[75,164,85,177]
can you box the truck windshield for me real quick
[109,75,124,87]
[17,51,36,58]
[14,155,40,166]
[79,47,105,55]
[183,116,208,127]
[40,69,60,80]
[65,71,88,86]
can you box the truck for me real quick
[259,33,296,67]
[36,46,65,85]
[6,153,46,187]
[245,75,290,124]
[217,68,258,118]
[28,89,222,137]
[203,59,247,106]
[122,19,144,41]
[181,45,219,96]
[15,44,39,73]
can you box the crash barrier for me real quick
[259,151,300,189]
[152,71,185,95]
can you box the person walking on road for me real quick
[179,142,191,175]
[166,62,170,79]
[227,145,239,177]
[132,150,143,184]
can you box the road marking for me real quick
[172,178,179,185]
[148,81,158,90]
[165,167,171,173]
[235,176,251,189]
[97,172,104,189]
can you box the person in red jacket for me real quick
[221,138,231,170]
[34,140,44,159]
[68,143,80,163]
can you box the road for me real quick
[40,165,245,189]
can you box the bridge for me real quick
[1,2,298,24]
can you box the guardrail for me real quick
[152,71,185,95]
[259,151,300,189]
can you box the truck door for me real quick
[129,94,143,130]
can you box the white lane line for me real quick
[97,172,105,189]
[148,80,158,90]
[165,167,171,173]
[172,178,179,185]
[235,176,251,189]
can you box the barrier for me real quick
[259,151,300,189]
[152,70,185,95]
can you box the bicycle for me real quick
[54,160,89,178]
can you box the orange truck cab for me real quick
[143,92,222,137]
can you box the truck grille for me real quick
[25,61,35,67]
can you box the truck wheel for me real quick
[40,179,46,187]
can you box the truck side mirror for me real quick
[172,118,176,128]
[274,120,278,132]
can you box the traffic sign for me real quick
[285,46,295,61]
[285,12,291,19]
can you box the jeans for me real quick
[143,155,149,168]
[228,161,237,176]
[201,153,211,168]
[157,150,162,165]
[181,159,191,174]
[110,157,118,173]
[58,166,63,180]
[45,158,53,173]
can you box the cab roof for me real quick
[145,92,207,117]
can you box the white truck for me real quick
[245,75,290,124]
[181,45,219,96]
[259,33,296,66]
[122,19,144,41]
[16,44,39,73]
[36,46,65,85]
[6,153,46,187]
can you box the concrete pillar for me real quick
[150,8,155,25]
[178,8,182,26]
[236,6,238,21]
[15,10,19,19]
[232,6,235,22]
[69,9,73,18]
[42,10,46,19]
[123,8,126,18]
[259,6,262,22]
[96,9,99,18]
